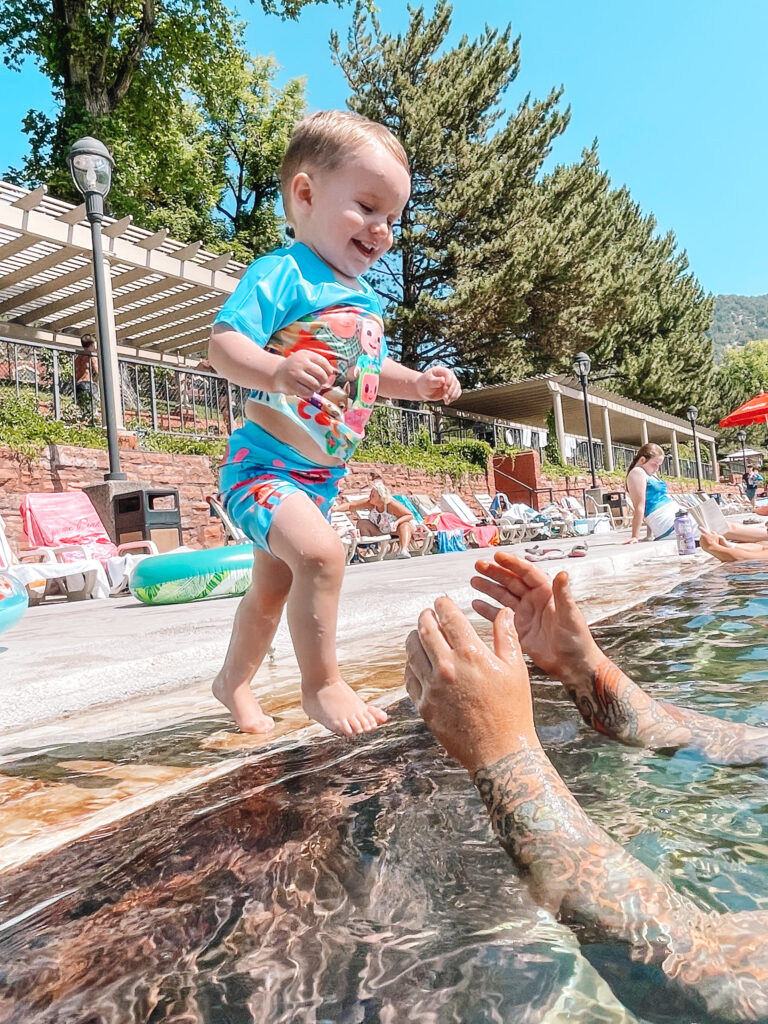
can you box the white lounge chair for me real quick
[559,495,612,534]
[331,507,396,562]
[0,513,108,603]
[411,493,442,520]
[470,492,524,544]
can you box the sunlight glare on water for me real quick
[1,564,767,1023]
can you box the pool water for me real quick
[1,564,768,1023]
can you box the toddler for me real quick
[209,110,461,737]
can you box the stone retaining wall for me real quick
[0,444,494,553]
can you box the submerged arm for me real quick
[474,746,768,1022]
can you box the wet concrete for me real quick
[0,528,717,874]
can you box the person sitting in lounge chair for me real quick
[338,479,415,559]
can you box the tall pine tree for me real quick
[333,1,714,415]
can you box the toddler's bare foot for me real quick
[212,674,275,733]
[302,679,388,737]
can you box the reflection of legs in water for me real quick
[471,552,768,764]
[405,598,768,1023]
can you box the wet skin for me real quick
[405,558,768,1022]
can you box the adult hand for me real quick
[471,552,602,685]
[273,350,335,398]
[415,366,462,404]
[405,596,539,774]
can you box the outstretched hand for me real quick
[415,366,462,404]
[405,596,539,774]
[471,552,603,684]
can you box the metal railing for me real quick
[0,336,717,480]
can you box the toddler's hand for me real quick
[273,350,335,398]
[416,366,462,404]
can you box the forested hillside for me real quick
[709,295,768,358]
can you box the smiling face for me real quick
[288,141,411,288]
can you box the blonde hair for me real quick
[280,110,409,219]
[370,479,391,504]
[627,443,664,474]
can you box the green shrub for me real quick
[137,431,227,460]
[0,387,107,461]
[354,435,490,479]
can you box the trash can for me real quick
[114,488,183,553]
[603,491,628,521]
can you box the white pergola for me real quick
[0,181,246,424]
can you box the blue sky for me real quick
[1,0,766,296]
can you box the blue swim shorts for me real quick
[219,420,347,554]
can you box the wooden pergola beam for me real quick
[1,262,93,318]
[114,286,213,329]
[131,311,215,349]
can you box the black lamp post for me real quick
[686,405,703,493]
[738,428,748,478]
[67,137,126,481]
[573,351,598,488]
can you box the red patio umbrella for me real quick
[719,392,768,428]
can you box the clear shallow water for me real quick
[1,565,768,1023]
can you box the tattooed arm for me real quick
[405,597,768,1022]
[473,747,768,1022]
[472,552,768,765]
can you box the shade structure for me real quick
[719,392,768,428]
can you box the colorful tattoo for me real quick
[565,656,692,750]
[561,656,768,765]
[472,748,768,1020]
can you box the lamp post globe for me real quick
[573,351,592,381]
[572,352,597,488]
[67,137,114,220]
[67,136,125,480]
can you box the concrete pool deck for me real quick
[0,528,717,874]
[0,528,715,737]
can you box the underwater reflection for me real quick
[1,564,768,1023]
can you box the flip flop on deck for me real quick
[568,543,589,558]
[524,546,566,562]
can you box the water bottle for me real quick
[673,510,696,556]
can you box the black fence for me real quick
[0,337,714,480]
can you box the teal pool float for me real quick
[0,573,28,634]
[129,544,254,606]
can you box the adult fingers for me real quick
[405,625,433,677]
[432,595,482,650]
[471,597,502,622]
[493,551,552,588]
[552,570,583,622]
[415,607,452,669]
[472,566,527,601]
[471,575,521,608]
[404,663,423,705]
[492,607,525,667]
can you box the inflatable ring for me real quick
[0,573,28,635]
[129,544,254,606]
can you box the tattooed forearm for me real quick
[472,746,694,941]
[563,656,693,750]
[563,655,768,765]
[471,748,768,1021]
